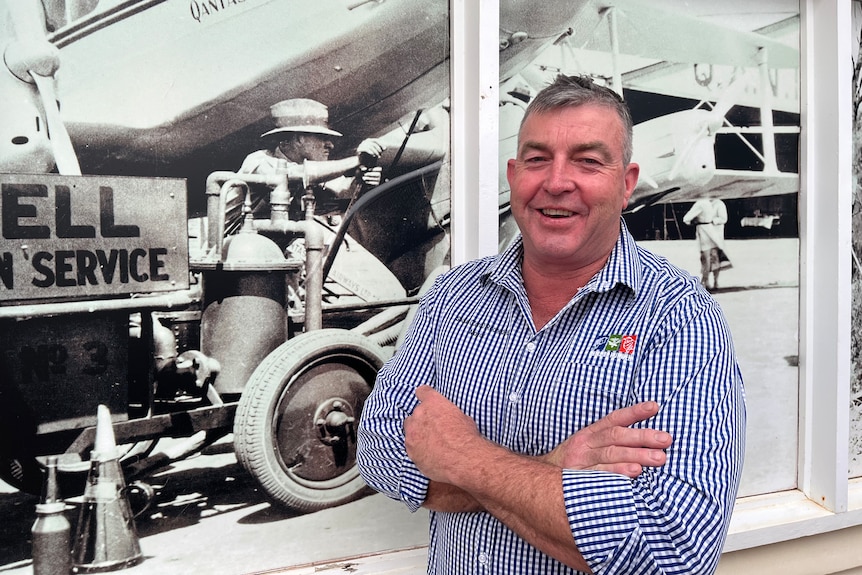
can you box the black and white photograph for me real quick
[497,0,800,498]
[1,0,448,572]
[2,0,850,574]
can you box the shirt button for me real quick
[525,342,536,352]
[478,552,489,565]
[508,392,520,403]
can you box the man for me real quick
[228,98,384,229]
[683,197,732,291]
[357,75,745,574]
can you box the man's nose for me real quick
[544,158,574,194]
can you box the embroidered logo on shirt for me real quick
[588,334,638,360]
[605,334,637,355]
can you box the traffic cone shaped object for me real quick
[71,405,143,572]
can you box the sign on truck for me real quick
[0,174,189,302]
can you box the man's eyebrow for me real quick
[571,141,615,162]
[517,140,548,156]
[518,140,616,162]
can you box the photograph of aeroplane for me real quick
[497,0,800,248]
[1,0,802,566]
[0,0,810,572]
[1,0,462,513]
[493,0,801,499]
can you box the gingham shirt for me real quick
[357,220,746,575]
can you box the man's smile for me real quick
[541,208,574,218]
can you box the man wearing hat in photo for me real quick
[230,98,385,228]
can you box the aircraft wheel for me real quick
[233,329,384,512]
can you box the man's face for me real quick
[506,104,639,273]
[279,133,334,162]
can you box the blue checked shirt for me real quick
[357,220,746,575]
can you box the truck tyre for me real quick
[233,329,385,512]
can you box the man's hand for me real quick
[356,138,385,167]
[406,387,672,484]
[360,166,383,187]
[540,402,672,477]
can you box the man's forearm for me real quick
[405,389,671,573]
[413,430,589,569]
[423,480,483,512]
[422,452,572,514]
[449,438,591,572]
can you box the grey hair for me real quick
[520,75,634,165]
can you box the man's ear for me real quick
[621,162,639,209]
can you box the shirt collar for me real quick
[482,218,642,297]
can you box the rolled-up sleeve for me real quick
[564,300,746,575]
[357,295,439,512]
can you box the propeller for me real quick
[4,0,81,175]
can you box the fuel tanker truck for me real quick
[0,158,448,512]
[0,0,458,514]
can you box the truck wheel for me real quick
[233,329,385,512]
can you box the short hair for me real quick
[520,75,634,165]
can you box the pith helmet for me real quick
[261,98,343,138]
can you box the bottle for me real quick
[31,456,71,575]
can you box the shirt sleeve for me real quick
[356,291,441,512]
[714,201,729,225]
[682,203,702,225]
[564,296,746,575]
[237,149,271,174]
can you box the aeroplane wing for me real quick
[9,0,798,178]
[22,0,594,207]
[573,0,799,70]
[626,169,799,213]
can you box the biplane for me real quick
[497,0,800,246]
[0,0,800,510]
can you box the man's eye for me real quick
[577,157,605,168]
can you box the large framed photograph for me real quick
[495,0,801,498]
[7,0,847,573]
[1,0,447,571]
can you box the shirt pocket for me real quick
[553,360,635,431]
